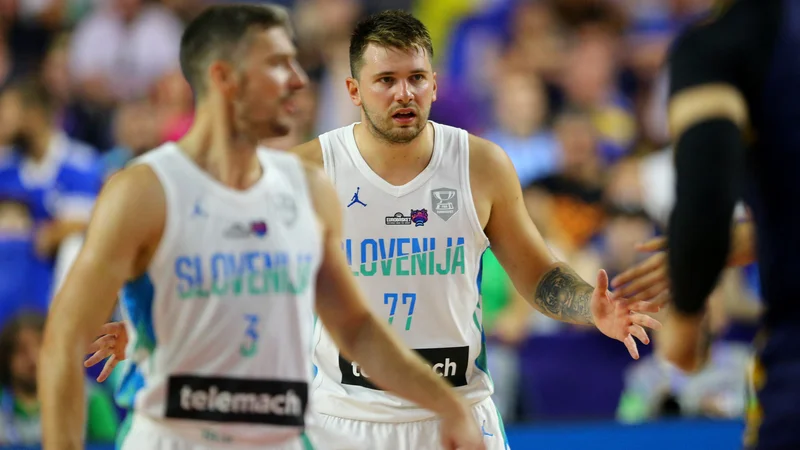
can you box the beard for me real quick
[362,104,428,144]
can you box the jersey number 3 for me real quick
[240,314,259,357]
[384,293,417,331]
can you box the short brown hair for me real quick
[9,78,56,116]
[180,4,293,97]
[349,10,434,79]
[0,312,46,388]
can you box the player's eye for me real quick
[379,77,393,84]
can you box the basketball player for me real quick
[38,5,485,450]
[292,11,661,449]
[88,10,663,450]
[611,1,800,449]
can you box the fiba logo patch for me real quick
[431,188,458,221]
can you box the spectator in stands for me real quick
[65,0,183,150]
[437,0,514,133]
[68,0,183,104]
[528,110,605,257]
[561,28,636,163]
[483,71,560,187]
[295,0,362,134]
[0,197,35,327]
[0,79,103,308]
[0,192,36,307]
[101,100,159,178]
[0,85,21,159]
[39,32,103,149]
[0,88,36,324]
[0,34,11,88]
[0,312,119,444]
[593,205,657,281]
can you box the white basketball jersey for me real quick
[311,122,492,422]
[116,143,322,446]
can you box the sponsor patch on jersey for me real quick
[385,209,428,227]
[224,220,268,239]
[385,211,412,226]
[339,346,469,389]
[165,375,308,425]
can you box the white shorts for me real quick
[121,413,368,450]
[315,396,510,450]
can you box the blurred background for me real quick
[0,0,760,448]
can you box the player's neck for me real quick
[354,121,434,183]
[178,102,263,191]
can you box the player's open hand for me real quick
[85,321,128,382]
[591,269,665,359]
[439,405,486,450]
[610,236,671,303]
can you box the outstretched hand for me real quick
[591,269,665,359]
[85,322,128,382]
[610,236,671,303]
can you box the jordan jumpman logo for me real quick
[347,187,367,207]
[481,420,494,437]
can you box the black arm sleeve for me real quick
[666,4,754,316]
[668,119,744,315]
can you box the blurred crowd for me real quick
[0,0,763,445]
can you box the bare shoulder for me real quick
[93,164,166,239]
[102,164,165,212]
[467,133,518,196]
[299,160,330,194]
[468,134,515,172]
[291,138,324,168]
[79,163,166,276]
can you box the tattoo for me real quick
[533,265,594,325]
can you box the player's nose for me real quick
[394,79,413,104]
[288,60,308,91]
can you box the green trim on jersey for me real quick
[115,412,134,450]
[472,304,493,387]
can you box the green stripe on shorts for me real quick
[495,408,510,449]
[301,431,315,450]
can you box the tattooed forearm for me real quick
[533,264,594,325]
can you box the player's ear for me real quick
[346,77,362,107]
[431,71,438,103]
[208,60,238,99]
